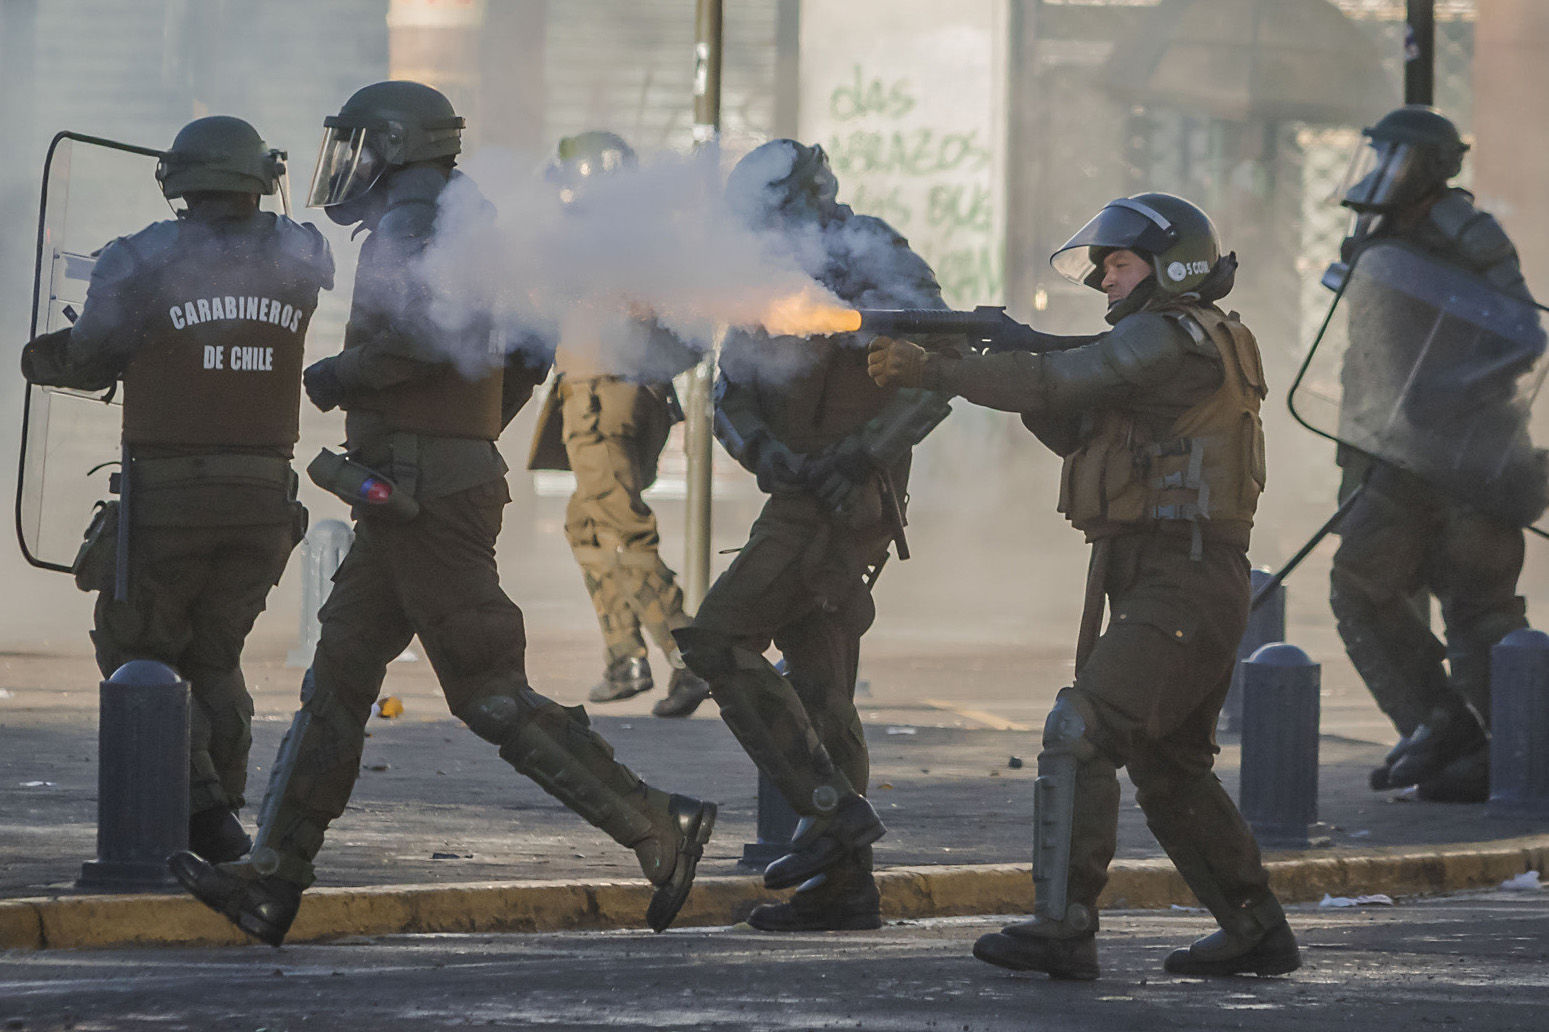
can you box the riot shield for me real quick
[1290,239,1549,530]
[15,133,165,573]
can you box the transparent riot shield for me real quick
[16,133,166,573]
[1290,238,1549,530]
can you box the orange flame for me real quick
[757,288,862,336]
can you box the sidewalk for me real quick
[2,632,1546,949]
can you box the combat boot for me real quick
[972,905,1100,980]
[1387,703,1486,789]
[748,847,881,931]
[168,851,302,947]
[764,795,886,890]
[188,806,252,864]
[634,793,718,932]
[1417,743,1489,803]
[652,667,712,718]
[589,656,653,703]
[1164,896,1300,977]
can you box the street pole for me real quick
[1405,0,1435,106]
[684,0,722,611]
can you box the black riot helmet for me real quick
[1051,193,1233,312]
[545,130,637,205]
[156,116,284,199]
[1339,106,1468,213]
[724,139,840,227]
[306,80,464,212]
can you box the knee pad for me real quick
[456,686,551,746]
[672,626,739,680]
[1041,693,1099,763]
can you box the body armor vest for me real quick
[121,218,322,449]
[1059,301,1267,543]
[754,337,893,455]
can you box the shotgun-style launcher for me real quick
[856,305,1094,354]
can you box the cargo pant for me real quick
[252,479,674,887]
[1056,525,1274,926]
[687,494,892,811]
[560,377,691,667]
[93,510,298,816]
[1330,468,1527,735]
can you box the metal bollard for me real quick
[1221,568,1286,733]
[740,769,802,868]
[78,660,189,891]
[1488,628,1549,818]
[740,657,801,868]
[287,518,354,666]
[1238,643,1320,848]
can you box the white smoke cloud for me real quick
[410,145,861,383]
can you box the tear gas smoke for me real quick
[409,145,921,382]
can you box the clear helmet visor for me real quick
[306,127,386,208]
[1050,202,1174,286]
[1337,139,1423,212]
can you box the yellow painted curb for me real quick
[3,834,1545,951]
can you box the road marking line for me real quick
[921,699,1033,732]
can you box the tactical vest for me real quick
[1058,302,1268,545]
[121,219,321,449]
[755,338,892,455]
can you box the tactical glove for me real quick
[303,358,346,412]
[866,336,928,389]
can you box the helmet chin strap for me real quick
[1105,274,1157,325]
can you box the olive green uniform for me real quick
[677,211,944,905]
[248,169,692,891]
[21,203,332,818]
[1330,189,1534,739]
[923,297,1282,939]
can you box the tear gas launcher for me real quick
[847,305,1097,354]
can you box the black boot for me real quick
[652,668,712,718]
[1370,729,1422,790]
[749,847,881,931]
[764,795,886,891]
[188,807,252,864]
[168,851,302,947]
[1417,744,1490,803]
[972,907,1100,980]
[1164,897,1300,977]
[588,656,653,703]
[1387,704,1486,789]
[643,794,718,933]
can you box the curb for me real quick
[3,834,1546,951]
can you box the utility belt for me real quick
[133,453,295,492]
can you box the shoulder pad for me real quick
[1103,311,1198,384]
[833,215,945,308]
[375,198,438,242]
[1426,191,1518,269]
[274,217,336,288]
[95,220,180,284]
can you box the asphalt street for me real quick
[2,888,1546,1032]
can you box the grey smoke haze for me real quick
[411,144,938,383]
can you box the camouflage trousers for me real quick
[561,377,690,665]
[1055,525,1274,925]
[93,516,297,815]
[1330,467,1527,734]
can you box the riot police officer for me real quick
[674,140,947,932]
[870,194,1299,979]
[527,130,710,716]
[21,116,332,865]
[1327,106,1539,802]
[169,82,715,946]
